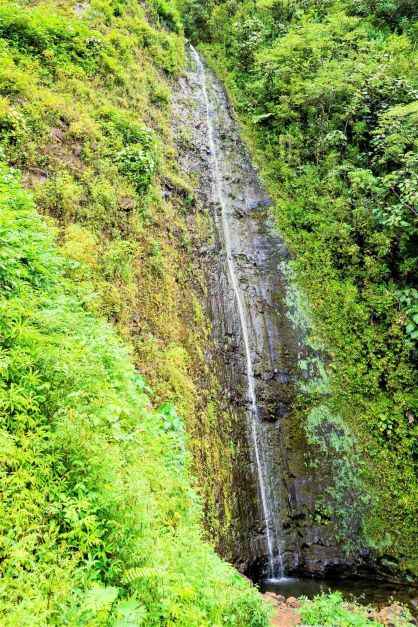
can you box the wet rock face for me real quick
[171,49,356,580]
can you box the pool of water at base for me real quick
[260,576,418,612]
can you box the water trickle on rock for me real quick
[190,46,284,579]
[172,45,411,593]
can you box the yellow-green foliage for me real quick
[299,592,412,627]
[0,0,242,566]
[0,0,269,623]
[0,161,269,624]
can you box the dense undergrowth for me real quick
[0,161,268,624]
[0,0,269,623]
[299,592,413,626]
[179,0,418,577]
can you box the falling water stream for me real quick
[190,46,284,580]
[170,48,418,613]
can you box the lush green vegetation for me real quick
[0,0,244,559]
[1,0,416,620]
[299,592,413,626]
[0,0,269,623]
[0,160,269,625]
[180,0,418,576]
[0,160,268,624]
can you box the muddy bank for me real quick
[171,48,366,579]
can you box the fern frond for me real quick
[123,567,166,585]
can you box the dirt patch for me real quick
[264,593,300,626]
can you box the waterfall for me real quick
[190,45,284,580]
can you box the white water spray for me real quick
[190,45,283,578]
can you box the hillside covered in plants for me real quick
[0,0,269,623]
[180,0,418,578]
[1,0,417,623]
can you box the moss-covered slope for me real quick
[0,0,269,623]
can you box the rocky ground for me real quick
[264,592,417,626]
[264,593,301,627]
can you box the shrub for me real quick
[346,0,418,27]
[117,141,157,194]
[0,3,104,70]
[151,0,183,33]
[300,592,381,626]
